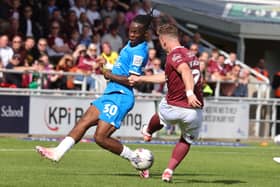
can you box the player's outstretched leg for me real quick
[94,120,150,178]
[35,137,75,162]
[35,106,98,162]
[141,113,163,142]
[36,146,60,162]
[35,136,75,162]
[273,157,280,163]
[162,137,191,182]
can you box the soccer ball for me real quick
[130,148,154,170]
[274,135,280,144]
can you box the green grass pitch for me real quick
[0,137,279,187]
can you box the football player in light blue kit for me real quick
[93,39,148,129]
[36,14,153,177]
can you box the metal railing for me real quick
[0,69,107,94]
[208,79,271,99]
[0,69,163,100]
[207,79,275,137]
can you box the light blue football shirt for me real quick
[104,41,148,95]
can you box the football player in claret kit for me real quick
[129,23,203,182]
[36,14,153,178]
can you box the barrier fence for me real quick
[0,69,271,97]
[1,93,280,139]
[1,69,280,139]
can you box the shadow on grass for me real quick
[151,172,218,177]
[55,172,142,177]
[176,179,247,185]
[53,171,247,185]
[116,172,247,185]
[168,173,247,185]
[54,171,219,178]
[114,171,218,178]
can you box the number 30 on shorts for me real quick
[103,104,118,116]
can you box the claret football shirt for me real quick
[165,46,203,108]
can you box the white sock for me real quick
[120,145,135,160]
[165,168,173,174]
[55,136,75,157]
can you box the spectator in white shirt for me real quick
[47,21,72,63]
[0,34,14,67]
[138,0,161,17]
[86,1,101,25]
[70,0,86,18]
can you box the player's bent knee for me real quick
[94,133,106,146]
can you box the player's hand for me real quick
[128,75,141,86]
[187,95,202,108]
[102,69,111,80]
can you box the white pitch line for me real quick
[0,148,169,153]
[0,148,103,152]
[0,147,279,154]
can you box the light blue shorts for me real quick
[91,92,134,129]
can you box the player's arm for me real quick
[96,56,132,87]
[103,69,133,87]
[177,63,202,108]
[129,73,165,85]
[177,63,194,92]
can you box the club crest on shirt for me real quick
[132,55,143,66]
[172,53,182,63]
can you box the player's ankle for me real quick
[120,145,134,160]
[164,168,173,174]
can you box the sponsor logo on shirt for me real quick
[132,55,143,66]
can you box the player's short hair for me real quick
[158,23,178,38]
[132,14,153,31]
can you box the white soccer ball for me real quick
[130,148,154,170]
[274,135,280,144]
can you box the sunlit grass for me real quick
[0,137,279,187]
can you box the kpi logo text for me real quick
[45,106,84,131]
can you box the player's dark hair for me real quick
[132,13,153,31]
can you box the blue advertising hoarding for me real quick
[0,95,29,133]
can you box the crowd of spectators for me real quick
[0,0,271,98]
[0,0,174,91]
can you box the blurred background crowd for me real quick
[0,0,274,98]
